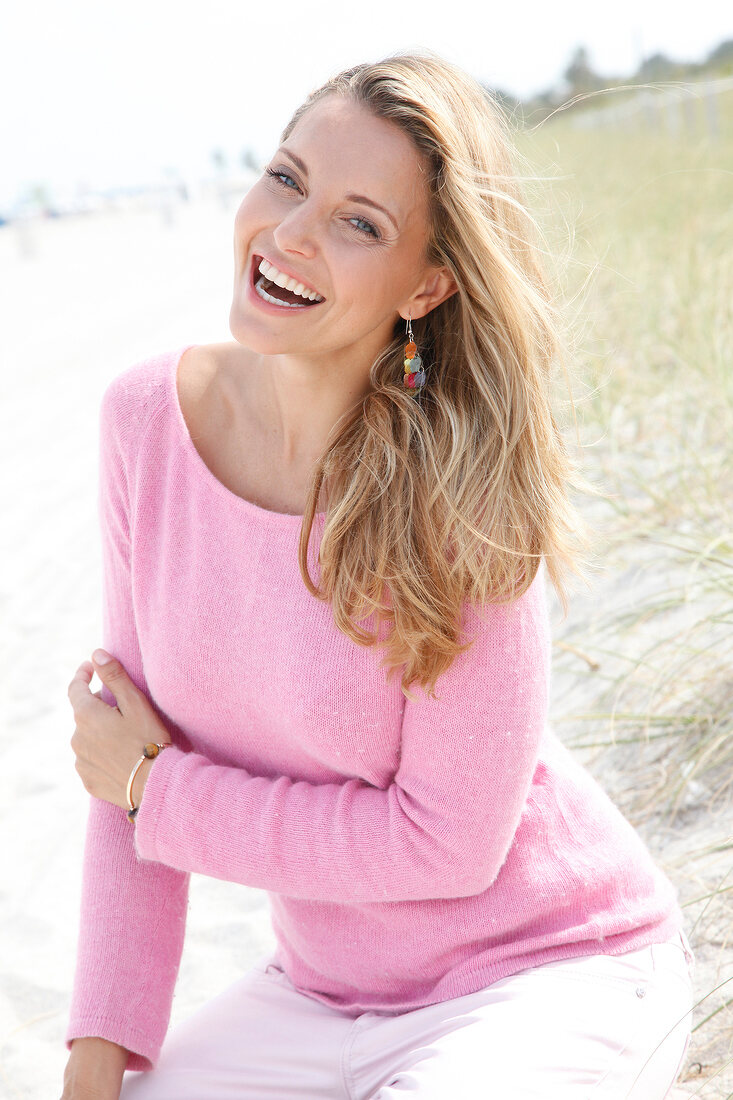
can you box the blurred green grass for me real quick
[518,83,733,1091]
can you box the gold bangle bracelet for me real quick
[126,742,171,823]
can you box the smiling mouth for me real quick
[251,255,324,309]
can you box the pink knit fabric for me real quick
[66,346,683,1072]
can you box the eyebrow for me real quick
[278,146,400,232]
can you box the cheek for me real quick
[333,257,386,311]
[233,193,255,239]
[329,236,393,287]
[336,257,406,322]
[363,258,408,306]
[233,183,273,237]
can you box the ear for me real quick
[400,265,458,322]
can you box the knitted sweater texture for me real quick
[66,346,683,1071]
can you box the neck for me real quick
[240,326,394,467]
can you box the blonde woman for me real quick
[62,53,694,1099]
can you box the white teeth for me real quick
[254,275,308,308]
[256,257,323,302]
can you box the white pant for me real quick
[120,932,694,1099]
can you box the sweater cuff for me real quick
[133,744,187,863]
[66,1014,159,1072]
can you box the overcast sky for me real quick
[2,0,731,208]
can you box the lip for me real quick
[247,254,323,315]
[253,252,325,301]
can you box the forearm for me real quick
[67,796,190,1070]
[132,580,550,903]
[61,1037,129,1100]
[134,722,543,903]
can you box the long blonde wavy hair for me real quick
[282,52,587,700]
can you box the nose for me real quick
[272,203,319,260]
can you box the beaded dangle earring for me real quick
[403,315,426,390]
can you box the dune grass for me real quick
[517,84,733,1092]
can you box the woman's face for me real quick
[230,95,453,362]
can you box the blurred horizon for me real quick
[2,1,732,218]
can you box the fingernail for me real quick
[93,649,113,665]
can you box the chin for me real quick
[228,300,292,356]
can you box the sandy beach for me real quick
[1,196,730,1097]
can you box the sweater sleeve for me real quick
[134,570,551,903]
[65,380,190,1072]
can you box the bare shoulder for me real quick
[177,342,255,430]
[177,342,227,404]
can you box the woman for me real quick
[62,54,694,1099]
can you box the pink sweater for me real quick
[66,346,683,1072]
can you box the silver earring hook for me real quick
[406,314,414,342]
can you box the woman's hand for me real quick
[68,650,171,811]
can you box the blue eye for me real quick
[265,166,300,190]
[349,216,379,239]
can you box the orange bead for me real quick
[405,341,417,357]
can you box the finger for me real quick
[90,688,117,710]
[91,650,140,715]
[67,662,95,711]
